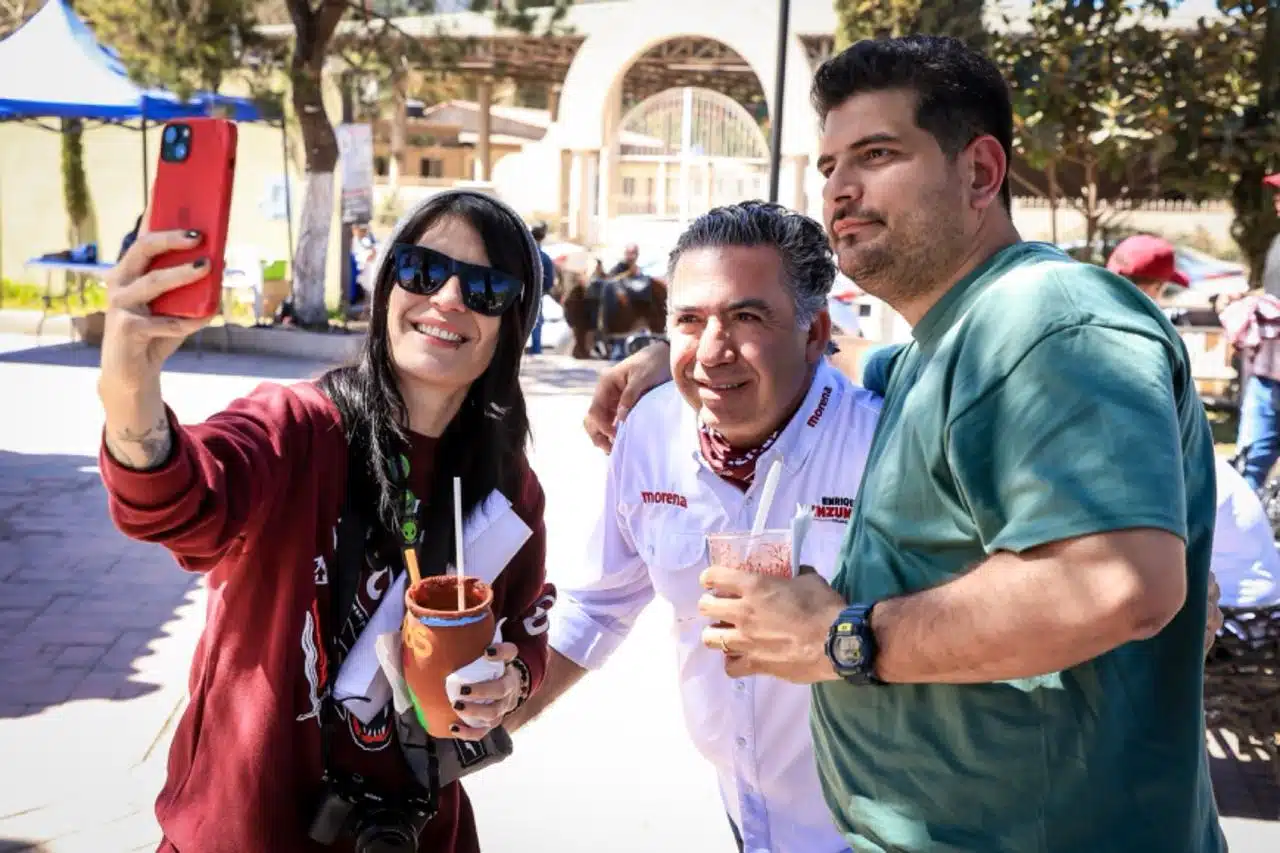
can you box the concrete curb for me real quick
[0,309,366,363]
[0,309,74,339]
[181,324,364,363]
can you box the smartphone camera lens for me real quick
[162,124,191,162]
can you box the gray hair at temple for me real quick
[666,200,835,328]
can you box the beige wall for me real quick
[0,119,330,297]
[1011,200,1239,258]
[371,142,522,184]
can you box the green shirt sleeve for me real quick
[947,324,1187,554]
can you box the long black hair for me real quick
[318,192,539,572]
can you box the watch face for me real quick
[833,633,864,667]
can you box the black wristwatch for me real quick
[825,603,882,685]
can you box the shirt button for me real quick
[736,736,748,748]
[735,681,746,692]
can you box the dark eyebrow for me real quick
[816,132,903,172]
[670,298,774,316]
[725,299,772,315]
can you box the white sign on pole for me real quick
[336,123,375,224]
[259,174,294,221]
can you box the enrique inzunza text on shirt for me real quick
[549,359,881,853]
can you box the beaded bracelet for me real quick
[510,657,532,708]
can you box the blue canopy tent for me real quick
[0,0,293,279]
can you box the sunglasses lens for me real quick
[464,272,521,316]
[395,248,421,291]
[426,257,451,291]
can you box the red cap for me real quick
[1264,174,1280,188]
[1105,235,1189,287]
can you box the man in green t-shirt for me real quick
[684,37,1223,852]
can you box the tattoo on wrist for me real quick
[106,414,173,470]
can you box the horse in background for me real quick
[558,259,667,360]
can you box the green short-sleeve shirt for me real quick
[813,243,1223,852]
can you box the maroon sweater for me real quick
[99,381,552,853]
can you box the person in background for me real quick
[1210,457,1280,613]
[119,214,144,261]
[1217,174,1280,490]
[528,220,556,355]
[1105,233,1189,300]
[95,190,554,853]
[607,242,641,278]
[349,221,379,311]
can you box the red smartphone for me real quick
[146,118,238,318]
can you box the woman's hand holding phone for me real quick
[97,228,215,470]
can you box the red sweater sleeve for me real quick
[99,382,338,572]
[496,465,555,697]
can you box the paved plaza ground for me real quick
[0,331,1276,852]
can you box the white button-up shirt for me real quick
[1213,458,1280,609]
[550,361,881,853]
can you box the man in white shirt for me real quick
[1213,457,1280,611]
[507,201,881,852]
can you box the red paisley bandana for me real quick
[697,421,784,491]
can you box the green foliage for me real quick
[1159,2,1279,282]
[831,0,986,50]
[0,278,109,313]
[80,0,264,98]
[987,1,1181,251]
[0,0,42,37]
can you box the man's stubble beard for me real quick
[836,182,969,310]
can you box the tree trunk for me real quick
[1047,162,1060,245]
[389,74,408,202]
[60,118,93,246]
[289,50,339,329]
[1083,160,1100,259]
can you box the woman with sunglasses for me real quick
[96,190,554,853]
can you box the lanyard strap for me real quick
[319,447,440,807]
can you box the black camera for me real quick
[160,122,192,163]
[308,772,435,853]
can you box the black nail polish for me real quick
[453,700,465,711]
[449,724,460,733]
[460,686,471,696]
[484,646,497,657]
[192,258,208,269]
[185,229,201,239]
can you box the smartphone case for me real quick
[147,118,238,318]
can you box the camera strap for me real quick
[319,443,440,811]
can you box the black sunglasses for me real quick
[390,243,524,317]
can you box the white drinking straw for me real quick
[751,457,784,536]
[742,457,785,564]
[453,476,466,611]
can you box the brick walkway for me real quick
[0,449,202,852]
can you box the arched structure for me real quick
[541,0,818,244]
[612,86,770,222]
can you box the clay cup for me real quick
[401,576,495,736]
